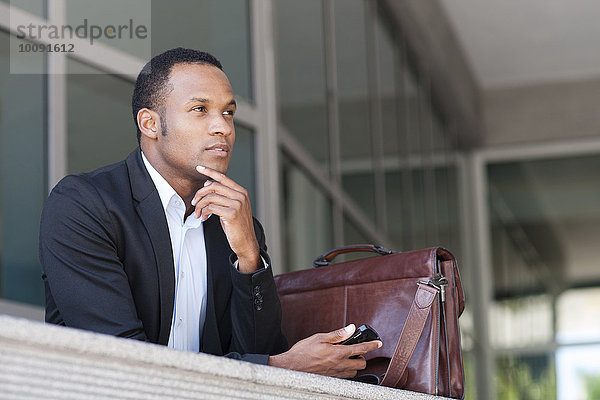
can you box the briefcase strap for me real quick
[380,283,439,388]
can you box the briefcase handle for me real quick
[313,244,394,267]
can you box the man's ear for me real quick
[137,108,161,140]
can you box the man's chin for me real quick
[193,161,229,177]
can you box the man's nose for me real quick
[209,113,233,136]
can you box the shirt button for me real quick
[177,317,183,327]
[180,271,185,279]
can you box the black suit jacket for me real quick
[40,148,288,363]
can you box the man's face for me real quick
[154,63,236,184]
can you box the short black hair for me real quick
[131,48,223,143]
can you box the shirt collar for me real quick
[141,151,179,213]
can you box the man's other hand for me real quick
[267,324,382,378]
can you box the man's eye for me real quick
[193,106,206,112]
[223,110,235,116]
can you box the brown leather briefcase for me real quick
[274,245,465,399]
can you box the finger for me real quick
[193,194,239,219]
[352,356,367,371]
[196,193,237,212]
[196,165,244,192]
[347,340,382,358]
[194,194,240,220]
[192,180,246,207]
[197,203,233,222]
[338,358,366,378]
[321,324,355,344]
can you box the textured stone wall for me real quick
[0,315,447,400]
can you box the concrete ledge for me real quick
[0,315,449,400]
[0,299,44,321]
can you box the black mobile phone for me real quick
[336,324,381,346]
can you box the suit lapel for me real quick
[126,149,175,345]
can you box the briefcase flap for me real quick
[276,247,462,304]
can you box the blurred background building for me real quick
[1,0,599,399]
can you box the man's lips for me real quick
[205,143,230,156]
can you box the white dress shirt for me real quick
[142,153,207,352]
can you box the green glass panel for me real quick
[275,0,329,171]
[281,154,333,272]
[0,31,46,305]
[150,0,253,101]
[228,123,256,210]
[66,58,136,173]
[335,0,375,222]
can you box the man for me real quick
[40,48,380,378]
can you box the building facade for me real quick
[1,1,600,399]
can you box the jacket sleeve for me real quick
[40,175,148,341]
[225,219,289,363]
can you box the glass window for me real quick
[340,215,376,263]
[64,0,151,62]
[0,30,46,305]
[430,113,455,247]
[343,215,369,244]
[557,344,600,400]
[488,154,600,399]
[150,0,253,102]
[410,169,427,249]
[435,164,460,252]
[376,15,400,157]
[396,67,425,250]
[431,109,448,152]
[385,170,404,249]
[496,354,556,400]
[404,65,421,158]
[275,0,329,172]
[228,123,256,209]
[557,287,600,344]
[418,85,439,245]
[341,169,376,221]
[490,295,553,349]
[488,155,600,296]
[67,58,136,174]
[377,12,405,249]
[342,168,375,219]
[280,153,333,272]
[384,164,460,254]
[335,0,375,222]
[2,0,46,18]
